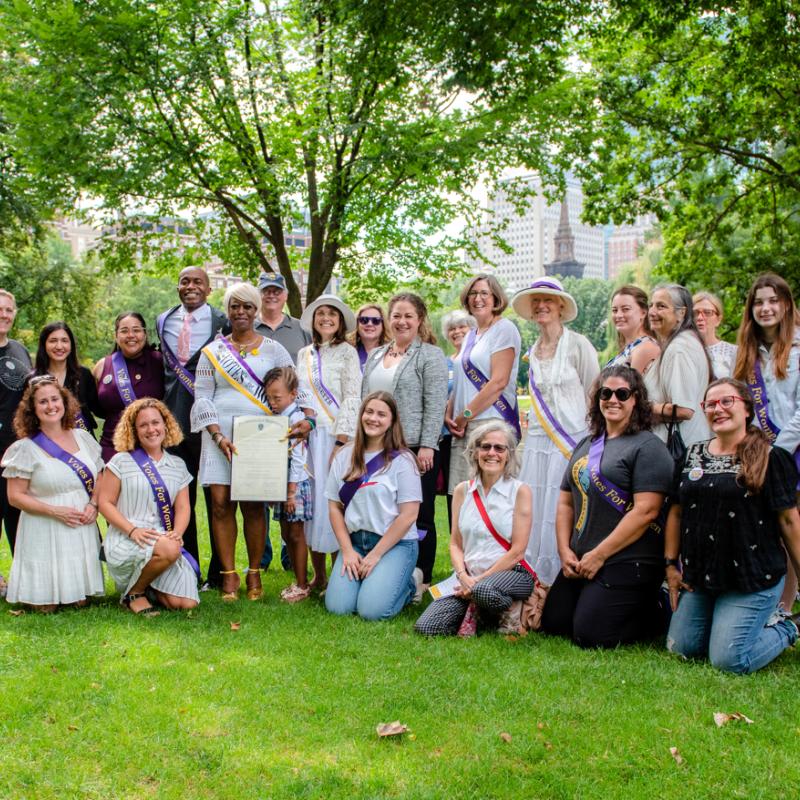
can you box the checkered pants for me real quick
[414,566,534,636]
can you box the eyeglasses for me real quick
[693,309,718,318]
[358,316,382,326]
[599,386,633,402]
[467,290,493,300]
[29,375,58,386]
[700,395,745,412]
[117,327,146,335]
[478,442,509,453]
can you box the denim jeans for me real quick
[325,530,418,621]
[667,577,798,674]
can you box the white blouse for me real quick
[297,342,362,438]
[707,340,738,379]
[758,329,800,455]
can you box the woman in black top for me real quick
[541,365,674,647]
[29,322,101,435]
[666,378,800,674]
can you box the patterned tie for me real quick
[177,311,194,365]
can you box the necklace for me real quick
[229,335,260,357]
[387,341,410,358]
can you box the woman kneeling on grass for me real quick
[665,379,800,674]
[415,420,533,637]
[98,399,199,616]
[325,391,422,621]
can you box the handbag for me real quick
[665,405,687,465]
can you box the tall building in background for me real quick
[544,197,585,279]
[607,214,658,280]
[466,173,605,293]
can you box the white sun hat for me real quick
[300,294,357,334]
[511,277,579,323]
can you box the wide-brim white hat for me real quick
[301,294,357,334]
[511,277,578,323]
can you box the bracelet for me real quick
[334,440,345,448]
[211,431,223,443]
[88,500,98,509]
[304,416,316,431]
[456,569,467,577]
[128,525,138,537]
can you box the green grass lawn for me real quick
[1,497,798,799]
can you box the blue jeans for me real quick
[258,505,291,570]
[667,578,798,674]
[325,530,418,621]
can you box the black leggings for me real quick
[540,561,666,648]
[411,445,440,583]
[0,473,20,556]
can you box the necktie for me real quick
[177,311,193,364]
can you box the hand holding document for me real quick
[230,415,289,502]
[428,572,460,600]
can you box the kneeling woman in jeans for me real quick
[325,391,421,621]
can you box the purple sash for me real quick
[156,310,196,397]
[32,432,95,498]
[110,351,136,407]
[528,363,577,450]
[314,348,340,410]
[129,448,201,580]
[357,342,368,372]
[219,336,265,389]
[74,410,90,432]
[460,329,521,438]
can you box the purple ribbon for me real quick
[461,329,521,439]
[528,360,577,450]
[110,351,136,407]
[314,347,340,410]
[527,279,564,292]
[219,336,265,389]
[74,410,90,432]
[129,448,201,580]
[157,310,196,397]
[32,432,95,498]
[357,342,368,373]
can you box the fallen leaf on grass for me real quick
[50,666,58,673]
[8,609,25,617]
[537,722,546,730]
[713,712,754,727]
[376,721,409,737]
[90,682,101,690]
[669,746,684,765]
[499,732,512,743]
[67,725,78,732]
[504,634,520,642]
[229,621,241,631]
[544,742,553,751]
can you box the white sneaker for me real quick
[412,568,427,604]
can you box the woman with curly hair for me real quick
[540,365,674,647]
[1,376,104,611]
[97,398,199,615]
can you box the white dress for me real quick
[706,340,738,379]
[103,451,199,602]
[297,341,362,552]
[520,328,599,586]
[1,430,105,605]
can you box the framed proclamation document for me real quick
[230,415,289,502]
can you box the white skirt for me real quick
[304,426,339,553]
[103,529,200,603]
[519,428,586,587]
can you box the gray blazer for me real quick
[362,338,448,450]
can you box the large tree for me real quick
[1,0,587,314]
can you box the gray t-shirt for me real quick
[560,430,674,565]
[254,314,311,363]
[0,340,32,451]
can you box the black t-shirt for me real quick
[0,340,32,453]
[676,442,797,593]
[561,430,674,565]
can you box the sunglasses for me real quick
[29,374,58,386]
[700,395,744,412]
[599,386,633,402]
[478,442,509,454]
[358,316,382,326]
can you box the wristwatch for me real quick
[463,408,473,419]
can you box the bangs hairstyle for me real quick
[264,365,298,393]
[734,273,799,382]
[611,285,653,346]
[692,291,724,319]
[113,398,183,452]
[388,292,437,345]
[347,304,389,348]
[705,378,770,494]
[14,378,79,438]
[311,305,348,347]
[343,391,410,482]
[224,282,261,314]
[587,365,652,438]
[460,273,509,316]
[465,420,520,481]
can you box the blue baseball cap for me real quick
[257,272,287,291]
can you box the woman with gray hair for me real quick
[191,282,298,601]
[645,284,710,447]
[414,420,533,637]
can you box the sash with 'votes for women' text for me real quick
[110,351,137,407]
[306,347,340,422]
[201,337,273,415]
[156,311,196,398]
[31,431,95,498]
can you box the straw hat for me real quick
[511,277,578,323]
[300,294,357,333]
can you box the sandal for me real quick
[245,568,263,601]
[123,592,160,617]
[220,570,241,602]
[280,584,312,603]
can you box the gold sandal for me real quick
[245,568,263,601]
[220,570,241,602]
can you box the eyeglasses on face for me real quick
[700,395,744,412]
[599,386,633,402]
[467,290,493,300]
[693,308,718,318]
[358,316,382,326]
[478,442,509,453]
[117,327,146,335]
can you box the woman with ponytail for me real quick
[665,379,800,674]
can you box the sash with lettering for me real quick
[306,347,340,422]
[528,351,577,459]
[748,358,800,476]
[587,435,663,535]
[356,342,368,373]
[129,448,202,580]
[110,351,136,407]
[156,310,196,398]
[460,329,522,439]
[74,410,90,432]
[201,337,273,415]
[31,432,95,498]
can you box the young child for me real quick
[264,367,314,602]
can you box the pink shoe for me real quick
[457,602,478,638]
